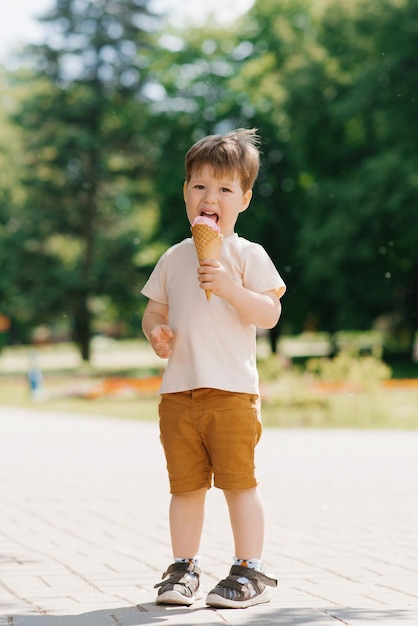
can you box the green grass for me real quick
[261,389,418,429]
[0,375,159,421]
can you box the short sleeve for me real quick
[141,252,169,304]
[242,243,286,298]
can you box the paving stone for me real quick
[1,407,418,625]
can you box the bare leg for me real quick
[223,487,265,559]
[206,487,277,608]
[169,488,207,558]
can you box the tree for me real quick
[0,70,33,344]
[227,0,418,348]
[10,0,159,360]
[6,0,417,358]
[289,0,418,346]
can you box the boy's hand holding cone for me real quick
[191,216,223,301]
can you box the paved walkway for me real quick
[1,407,417,626]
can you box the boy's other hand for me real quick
[149,324,174,358]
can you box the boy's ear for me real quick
[183,181,188,201]
[240,189,253,213]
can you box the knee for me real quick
[172,488,207,505]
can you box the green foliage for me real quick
[333,330,384,357]
[262,388,418,429]
[285,0,418,339]
[306,351,392,390]
[258,345,396,428]
[3,0,160,359]
[1,0,418,361]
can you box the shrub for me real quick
[306,349,391,391]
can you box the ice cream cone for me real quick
[191,222,223,301]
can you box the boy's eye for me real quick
[194,184,205,190]
[221,187,232,193]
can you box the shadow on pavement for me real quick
[4,605,195,626]
[5,605,418,626]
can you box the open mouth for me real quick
[200,211,219,223]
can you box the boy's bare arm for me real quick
[226,286,282,329]
[142,299,173,358]
[198,260,282,329]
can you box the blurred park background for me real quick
[0,0,417,426]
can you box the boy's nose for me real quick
[204,188,218,202]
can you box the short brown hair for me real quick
[185,128,261,191]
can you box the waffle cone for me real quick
[191,223,223,301]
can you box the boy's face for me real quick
[183,164,252,238]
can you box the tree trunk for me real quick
[74,296,91,362]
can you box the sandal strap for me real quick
[216,577,244,593]
[230,565,278,587]
[216,565,278,593]
[154,562,200,589]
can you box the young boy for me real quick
[141,128,286,609]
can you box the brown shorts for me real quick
[158,388,262,494]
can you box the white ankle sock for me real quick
[175,556,200,567]
[234,557,263,572]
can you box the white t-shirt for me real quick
[141,233,286,394]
